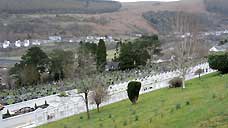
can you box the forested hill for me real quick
[0,0,122,14]
[204,0,228,16]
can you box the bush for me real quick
[149,117,152,123]
[208,52,228,73]
[195,69,204,78]
[123,120,127,126]
[99,123,103,127]
[135,115,139,121]
[176,104,181,110]
[131,110,136,115]
[127,81,141,104]
[186,101,190,106]
[109,114,112,118]
[59,91,68,97]
[169,77,183,88]
[6,98,15,105]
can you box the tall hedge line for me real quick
[208,52,228,73]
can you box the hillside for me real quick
[143,11,216,33]
[1,0,227,40]
[204,0,228,16]
[0,0,121,14]
[40,73,228,128]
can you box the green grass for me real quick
[39,73,228,128]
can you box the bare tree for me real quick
[171,12,208,88]
[195,68,204,79]
[90,80,108,113]
[75,43,97,119]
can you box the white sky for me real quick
[115,0,180,2]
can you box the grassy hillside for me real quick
[0,0,121,14]
[39,73,228,128]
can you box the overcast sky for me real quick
[115,0,180,2]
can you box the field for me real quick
[39,73,228,128]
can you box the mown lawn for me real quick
[39,73,228,128]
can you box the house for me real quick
[15,40,22,48]
[31,40,41,45]
[49,36,62,42]
[224,30,228,34]
[3,41,10,49]
[135,34,142,37]
[209,44,228,52]
[23,40,30,47]
[105,62,120,71]
[215,31,222,36]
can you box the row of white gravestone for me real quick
[108,63,211,95]
[34,63,213,128]
[0,63,212,128]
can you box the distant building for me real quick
[105,62,120,71]
[135,34,142,37]
[3,41,10,49]
[215,31,222,36]
[209,44,228,52]
[15,40,22,48]
[49,36,62,42]
[23,40,30,47]
[224,30,228,34]
[31,40,41,46]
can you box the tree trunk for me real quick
[182,79,186,89]
[85,92,90,119]
[182,70,186,89]
[97,104,100,113]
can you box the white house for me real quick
[15,40,22,48]
[3,41,10,49]
[135,34,142,37]
[215,31,222,36]
[49,36,62,42]
[211,43,228,52]
[23,40,30,47]
[181,35,186,38]
[32,40,41,46]
[86,36,94,40]
[224,30,228,34]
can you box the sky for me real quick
[114,0,180,2]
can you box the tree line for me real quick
[117,35,161,70]
[9,39,107,87]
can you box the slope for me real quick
[40,72,228,128]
